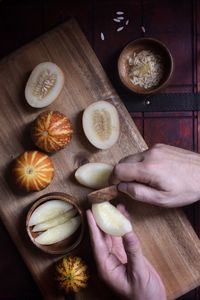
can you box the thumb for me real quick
[117,205,146,274]
[118,182,164,206]
[123,231,146,274]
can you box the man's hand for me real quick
[110,144,200,207]
[86,205,166,300]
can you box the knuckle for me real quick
[113,163,121,176]
[155,193,169,207]
[140,160,154,173]
[147,144,164,159]
[153,143,165,149]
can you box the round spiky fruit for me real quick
[12,151,54,191]
[56,256,89,293]
[31,110,73,153]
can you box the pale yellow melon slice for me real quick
[92,202,132,236]
[35,216,81,245]
[75,162,113,189]
[32,208,77,232]
[28,200,73,226]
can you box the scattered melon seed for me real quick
[141,26,146,33]
[113,18,121,22]
[100,32,105,41]
[125,19,129,25]
[117,26,124,32]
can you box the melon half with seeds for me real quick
[25,62,64,108]
[31,110,73,153]
[82,101,120,150]
[12,151,54,191]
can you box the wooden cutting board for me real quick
[1,19,200,300]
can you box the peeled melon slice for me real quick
[82,101,120,149]
[35,216,81,245]
[75,162,113,189]
[92,202,132,236]
[29,200,73,226]
[32,208,77,232]
[25,62,64,108]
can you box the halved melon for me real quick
[25,62,64,108]
[82,101,120,149]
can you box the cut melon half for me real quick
[82,101,120,149]
[25,62,64,108]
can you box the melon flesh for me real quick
[75,162,113,189]
[35,216,81,245]
[25,62,64,108]
[92,202,132,236]
[82,101,120,149]
[29,200,73,226]
[32,208,77,232]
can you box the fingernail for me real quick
[118,182,128,192]
[109,175,119,185]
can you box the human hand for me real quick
[86,204,166,300]
[111,144,200,207]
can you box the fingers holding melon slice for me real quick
[82,101,120,150]
[25,62,64,108]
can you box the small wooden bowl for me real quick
[118,38,173,95]
[26,192,85,255]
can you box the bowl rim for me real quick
[117,37,174,95]
[26,192,85,255]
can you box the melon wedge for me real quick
[75,162,113,189]
[35,216,81,245]
[92,202,132,236]
[29,200,73,226]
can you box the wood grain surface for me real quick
[1,18,200,300]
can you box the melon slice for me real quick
[25,62,64,108]
[75,162,113,189]
[32,208,77,232]
[92,202,132,236]
[82,101,120,149]
[28,200,73,226]
[35,216,81,245]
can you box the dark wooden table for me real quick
[0,0,200,299]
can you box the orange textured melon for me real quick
[56,256,89,293]
[12,151,54,191]
[31,110,73,153]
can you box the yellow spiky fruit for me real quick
[56,256,89,293]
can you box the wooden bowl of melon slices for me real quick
[26,192,85,255]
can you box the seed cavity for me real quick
[92,109,111,141]
[32,69,57,99]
